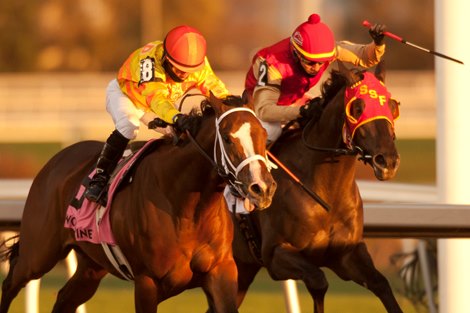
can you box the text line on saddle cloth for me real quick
[64,140,158,245]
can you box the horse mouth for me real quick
[371,154,401,181]
[244,180,277,211]
[244,197,271,212]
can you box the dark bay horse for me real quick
[0,93,276,313]
[232,62,403,312]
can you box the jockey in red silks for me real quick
[245,13,387,143]
[85,25,230,203]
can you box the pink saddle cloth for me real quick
[64,139,158,244]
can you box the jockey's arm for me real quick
[335,40,385,68]
[142,81,181,124]
[253,85,300,123]
[195,59,230,98]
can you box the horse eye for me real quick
[222,134,232,144]
[348,99,364,119]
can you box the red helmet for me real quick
[290,14,336,62]
[164,25,207,73]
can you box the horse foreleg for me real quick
[134,275,158,313]
[330,242,403,313]
[51,252,107,313]
[268,246,328,313]
[202,260,239,313]
[234,261,261,308]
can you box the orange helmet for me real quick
[164,25,207,73]
[290,14,336,62]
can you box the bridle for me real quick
[300,116,373,164]
[186,106,270,198]
[300,75,396,164]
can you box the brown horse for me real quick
[232,62,403,313]
[0,93,276,313]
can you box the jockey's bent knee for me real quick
[260,120,282,144]
[115,117,139,140]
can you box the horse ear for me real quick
[242,90,254,110]
[374,60,386,83]
[389,98,400,120]
[209,91,225,115]
[337,61,361,86]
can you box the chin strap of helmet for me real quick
[162,56,184,83]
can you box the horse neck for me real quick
[180,116,220,179]
[276,87,358,188]
[309,88,361,193]
[143,115,224,205]
[311,89,345,148]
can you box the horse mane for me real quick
[321,69,367,105]
[320,70,348,105]
[167,94,245,146]
[272,70,350,146]
[200,94,245,111]
[126,94,245,177]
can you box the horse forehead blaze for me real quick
[231,121,268,174]
[231,122,256,156]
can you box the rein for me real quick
[300,107,373,164]
[184,106,269,198]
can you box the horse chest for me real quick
[285,212,362,249]
[165,233,225,274]
[190,244,219,272]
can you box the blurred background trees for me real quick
[0,0,434,73]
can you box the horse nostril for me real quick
[248,180,277,198]
[373,154,387,168]
[249,183,262,196]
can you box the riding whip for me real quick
[267,151,330,212]
[362,20,464,65]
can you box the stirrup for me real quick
[84,181,107,203]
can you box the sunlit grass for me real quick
[2,267,418,313]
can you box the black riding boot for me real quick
[84,130,129,202]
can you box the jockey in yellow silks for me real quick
[85,25,229,203]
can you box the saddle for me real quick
[65,139,163,243]
[64,139,164,280]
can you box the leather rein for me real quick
[184,105,269,199]
[300,111,373,164]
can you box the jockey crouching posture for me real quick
[245,13,387,144]
[85,25,230,203]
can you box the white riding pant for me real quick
[260,120,282,144]
[106,79,145,140]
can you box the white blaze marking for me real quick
[232,122,263,181]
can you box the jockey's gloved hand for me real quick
[369,23,386,46]
[173,113,199,136]
[148,118,169,129]
[299,97,323,119]
[298,97,323,128]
